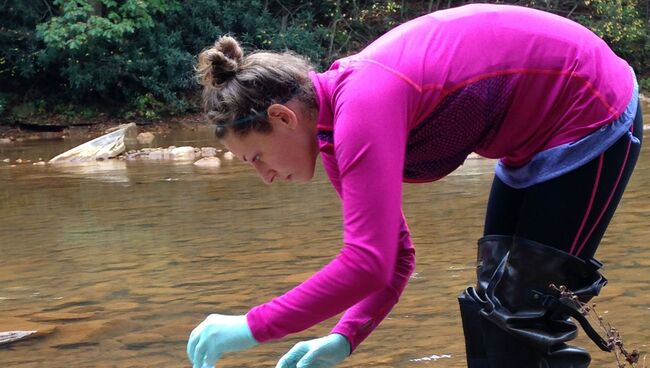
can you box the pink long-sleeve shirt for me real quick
[247,4,633,351]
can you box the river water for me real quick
[1,102,648,368]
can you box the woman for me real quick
[187,4,643,368]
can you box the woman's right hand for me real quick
[187,314,258,368]
[275,334,350,368]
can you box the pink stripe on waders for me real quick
[569,154,603,255]
[574,129,634,257]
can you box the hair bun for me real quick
[216,36,243,62]
[198,36,244,87]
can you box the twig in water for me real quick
[549,284,644,368]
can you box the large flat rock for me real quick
[0,318,57,346]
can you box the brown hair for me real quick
[196,36,316,138]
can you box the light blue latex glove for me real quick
[186,314,258,368]
[275,334,351,368]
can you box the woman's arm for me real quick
[332,214,415,352]
[247,63,415,343]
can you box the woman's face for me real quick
[221,100,319,184]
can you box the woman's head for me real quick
[196,36,320,183]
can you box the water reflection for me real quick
[49,161,130,184]
[0,103,648,367]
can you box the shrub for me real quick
[1,0,648,123]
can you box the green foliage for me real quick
[133,93,164,120]
[499,0,650,89]
[38,0,174,50]
[170,0,330,67]
[0,2,51,95]
[0,0,648,124]
[50,102,98,122]
[0,92,14,118]
[574,0,648,79]
[34,0,184,104]
[639,78,650,93]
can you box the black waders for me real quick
[459,236,611,368]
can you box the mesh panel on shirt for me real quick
[404,75,516,181]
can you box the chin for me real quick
[295,167,315,183]
[291,156,318,183]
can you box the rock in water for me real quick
[200,147,217,158]
[170,146,195,161]
[0,330,38,346]
[136,132,155,144]
[49,123,136,164]
[193,157,221,168]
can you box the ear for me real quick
[267,103,298,130]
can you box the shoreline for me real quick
[0,113,209,142]
[2,93,649,142]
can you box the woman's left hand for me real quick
[275,334,350,368]
[187,314,258,368]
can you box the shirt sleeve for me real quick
[331,213,415,352]
[247,64,416,343]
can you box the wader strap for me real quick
[535,291,612,352]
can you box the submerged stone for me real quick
[136,132,155,144]
[193,157,221,168]
[169,146,195,160]
[200,147,217,157]
[30,311,96,322]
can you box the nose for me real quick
[252,162,277,184]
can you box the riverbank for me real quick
[2,93,649,143]
[0,113,209,143]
